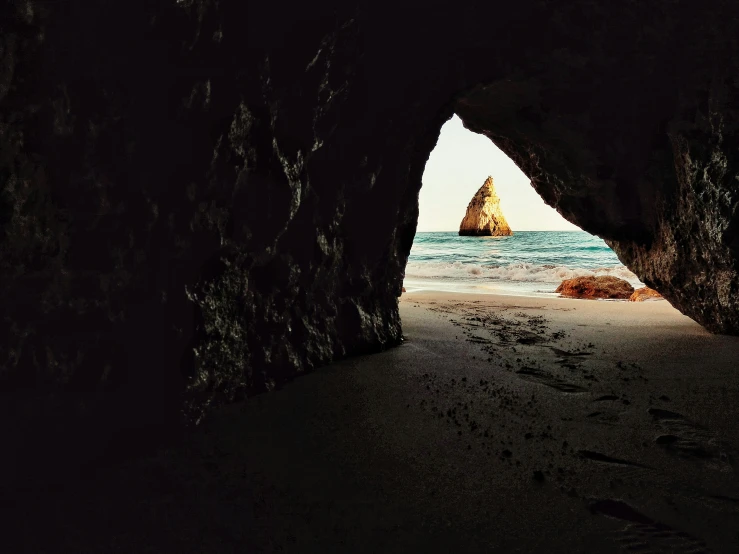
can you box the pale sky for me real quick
[418,115,581,232]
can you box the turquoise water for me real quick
[404,231,643,297]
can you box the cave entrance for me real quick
[404,115,644,298]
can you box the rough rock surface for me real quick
[630,287,664,302]
[556,276,635,300]
[2,1,739,453]
[459,177,513,236]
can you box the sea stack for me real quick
[459,177,513,236]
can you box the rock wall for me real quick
[2,0,739,460]
[459,177,513,236]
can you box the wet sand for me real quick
[5,292,739,552]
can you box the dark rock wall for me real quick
[1,0,738,458]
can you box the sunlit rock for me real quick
[459,177,513,236]
[556,276,634,300]
[630,287,664,302]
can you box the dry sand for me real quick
[5,291,739,552]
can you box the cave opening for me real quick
[404,115,645,300]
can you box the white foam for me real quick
[404,261,642,286]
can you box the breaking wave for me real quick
[403,231,645,295]
[404,260,641,285]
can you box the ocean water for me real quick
[404,231,644,297]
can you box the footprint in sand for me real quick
[578,450,652,469]
[515,367,587,393]
[648,408,734,472]
[516,332,548,345]
[576,444,739,518]
[549,347,593,357]
[572,421,739,552]
[589,499,713,553]
[585,395,626,425]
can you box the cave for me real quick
[2,0,739,551]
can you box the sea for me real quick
[404,231,643,298]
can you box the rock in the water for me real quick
[629,287,663,302]
[556,276,635,300]
[459,177,513,236]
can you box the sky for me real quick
[418,115,581,232]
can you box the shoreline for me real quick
[399,290,698,346]
[403,281,661,303]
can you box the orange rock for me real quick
[459,176,513,236]
[629,287,663,302]
[555,276,634,300]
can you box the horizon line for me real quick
[415,229,585,233]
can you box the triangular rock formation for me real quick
[459,177,513,236]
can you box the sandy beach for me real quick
[6,291,739,552]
